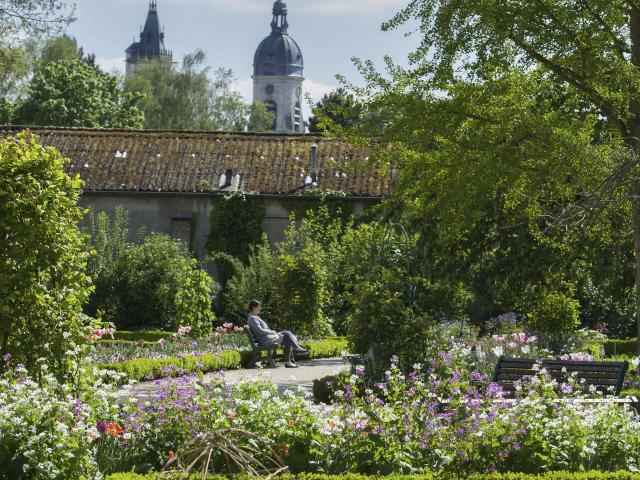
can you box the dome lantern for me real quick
[271,0,289,34]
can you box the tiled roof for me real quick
[0,127,393,197]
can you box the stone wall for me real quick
[80,193,376,278]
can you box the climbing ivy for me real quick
[283,191,356,222]
[207,191,266,284]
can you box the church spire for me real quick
[149,0,157,11]
[270,1,288,35]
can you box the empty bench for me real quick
[493,356,629,396]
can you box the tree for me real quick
[12,59,144,128]
[125,50,273,131]
[344,0,640,343]
[38,34,95,69]
[0,42,29,97]
[335,59,633,333]
[0,0,74,37]
[308,88,363,133]
[0,132,95,380]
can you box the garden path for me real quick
[118,357,347,401]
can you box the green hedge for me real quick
[100,351,241,384]
[109,331,175,342]
[603,339,637,356]
[101,339,348,384]
[106,472,640,480]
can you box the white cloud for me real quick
[304,78,335,104]
[97,57,125,75]
[157,0,404,14]
[232,77,254,102]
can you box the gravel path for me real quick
[118,357,348,400]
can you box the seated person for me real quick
[247,299,307,368]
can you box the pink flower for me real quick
[158,339,166,346]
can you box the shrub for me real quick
[91,228,218,335]
[222,238,279,324]
[100,350,242,384]
[604,339,637,356]
[0,132,95,381]
[347,268,435,376]
[527,289,581,334]
[272,254,332,337]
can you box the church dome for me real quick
[253,1,303,77]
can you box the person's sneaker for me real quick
[285,362,299,368]
[295,348,308,354]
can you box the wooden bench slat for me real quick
[495,374,618,385]
[498,370,620,379]
[494,357,629,396]
[499,362,622,373]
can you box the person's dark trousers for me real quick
[280,331,302,362]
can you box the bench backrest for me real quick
[493,357,629,395]
[244,325,259,349]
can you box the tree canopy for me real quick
[125,50,274,132]
[9,59,143,128]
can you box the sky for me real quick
[65,0,419,114]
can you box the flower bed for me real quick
[91,333,249,364]
[105,474,640,480]
[91,348,640,476]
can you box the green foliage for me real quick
[10,59,143,128]
[88,210,218,335]
[108,331,174,342]
[0,42,30,97]
[207,191,266,285]
[0,132,95,380]
[272,254,331,337]
[125,52,271,131]
[37,34,95,69]
[101,350,241,385]
[527,290,581,334]
[604,339,637,356]
[249,100,277,132]
[105,475,640,480]
[308,88,364,134]
[222,239,278,322]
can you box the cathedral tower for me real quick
[253,1,305,133]
[125,1,172,75]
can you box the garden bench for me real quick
[492,356,629,396]
[244,325,276,368]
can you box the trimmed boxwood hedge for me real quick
[106,472,640,480]
[110,331,175,342]
[603,339,637,356]
[100,339,348,384]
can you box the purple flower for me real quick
[2,353,11,362]
[355,365,365,376]
[390,355,399,365]
[560,383,573,394]
[96,421,108,433]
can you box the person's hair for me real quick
[248,300,261,313]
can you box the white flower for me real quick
[492,346,504,357]
[260,390,271,399]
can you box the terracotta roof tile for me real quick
[0,127,393,197]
